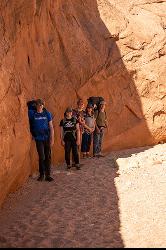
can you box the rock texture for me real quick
[0,0,166,205]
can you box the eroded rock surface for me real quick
[0,0,166,205]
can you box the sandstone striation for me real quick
[0,0,166,206]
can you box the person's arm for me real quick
[83,123,93,133]
[60,127,65,147]
[105,111,109,132]
[95,123,100,133]
[76,123,80,146]
[94,110,100,133]
[49,121,54,147]
[92,119,96,132]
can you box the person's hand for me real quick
[61,140,65,147]
[76,140,80,146]
[50,138,54,147]
[96,128,100,134]
[89,128,94,133]
[80,119,85,125]
[91,128,95,133]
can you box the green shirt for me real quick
[94,110,107,127]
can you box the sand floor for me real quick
[0,144,165,248]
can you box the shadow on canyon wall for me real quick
[25,0,154,247]
[0,0,156,247]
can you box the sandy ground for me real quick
[0,144,166,248]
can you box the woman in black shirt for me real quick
[60,107,81,170]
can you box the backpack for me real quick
[27,100,50,137]
[27,100,37,111]
[87,96,105,110]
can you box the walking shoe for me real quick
[86,153,91,158]
[82,153,86,158]
[67,165,71,170]
[45,176,54,182]
[75,164,81,170]
[37,175,44,181]
[93,154,98,158]
[98,153,105,157]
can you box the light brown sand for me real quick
[0,144,165,248]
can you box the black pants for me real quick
[65,137,79,166]
[35,140,51,177]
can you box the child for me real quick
[81,104,96,158]
[60,107,81,170]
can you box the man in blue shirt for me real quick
[28,99,54,182]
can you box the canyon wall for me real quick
[0,0,166,206]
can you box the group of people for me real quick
[28,98,107,182]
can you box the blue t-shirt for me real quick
[28,110,52,141]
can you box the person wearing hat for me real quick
[93,100,107,157]
[81,103,96,158]
[59,107,81,170]
[28,99,54,181]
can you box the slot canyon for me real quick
[0,0,166,211]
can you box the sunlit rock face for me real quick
[0,0,165,206]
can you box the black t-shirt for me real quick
[60,117,78,140]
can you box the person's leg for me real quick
[72,129,82,165]
[71,137,80,169]
[86,134,92,157]
[81,132,88,158]
[93,130,100,156]
[78,129,82,159]
[98,129,104,156]
[35,140,45,180]
[44,140,54,181]
[65,140,72,169]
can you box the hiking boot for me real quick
[75,164,81,170]
[45,176,54,182]
[37,175,44,181]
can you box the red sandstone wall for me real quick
[0,0,165,206]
